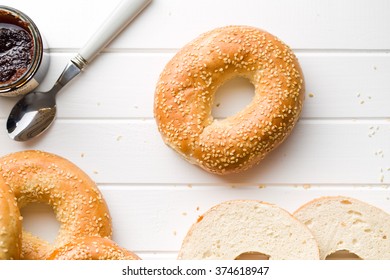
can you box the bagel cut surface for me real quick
[178,200,319,260]
[154,26,304,174]
[294,196,390,260]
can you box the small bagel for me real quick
[0,180,22,259]
[46,237,140,260]
[178,200,319,259]
[294,196,390,260]
[0,150,112,259]
[154,25,304,174]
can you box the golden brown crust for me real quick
[20,231,51,260]
[46,236,140,260]
[0,179,22,259]
[154,25,304,174]
[0,150,112,259]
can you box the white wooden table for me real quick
[1,0,389,259]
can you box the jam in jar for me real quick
[0,6,49,97]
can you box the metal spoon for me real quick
[7,0,152,141]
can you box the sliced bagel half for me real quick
[178,200,319,260]
[294,196,390,260]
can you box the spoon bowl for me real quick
[7,59,80,141]
[7,91,57,141]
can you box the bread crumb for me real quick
[303,184,311,189]
[374,150,384,157]
[368,126,380,137]
[258,184,266,189]
[173,230,177,236]
[116,136,123,141]
[308,93,314,98]
[357,93,373,105]
[182,212,187,216]
[196,206,200,211]
[340,199,352,205]
[80,153,85,158]
[93,170,99,175]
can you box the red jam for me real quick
[0,20,33,85]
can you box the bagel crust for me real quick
[154,26,304,174]
[0,180,22,259]
[0,150,112,259]
[46,236,140,260]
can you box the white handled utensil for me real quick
[7,0,152,141]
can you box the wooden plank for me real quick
[4,0,390,50]
[1,53,389,119]
[21,185,390,256]
[0,120,388,185]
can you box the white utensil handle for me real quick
[78,0,151,64]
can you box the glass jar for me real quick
[0,6,50,97]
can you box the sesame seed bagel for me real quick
[46,236,140,260]
[154,26,304,174]
[0,179,22,259]
[178,200,319,260]
[0,150,112,259]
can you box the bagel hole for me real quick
[235,252,270,260]
[21,202,60,243]
[212,77,255,119]
[325,250,362,260]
